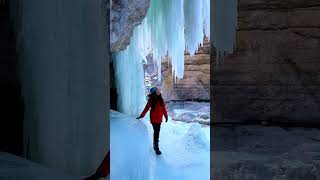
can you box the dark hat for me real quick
[150,87,158,94]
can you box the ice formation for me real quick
[182,123,210,153]
[113,0,238,116]
[113,23,150,116]
[211,0,238,63]
[110,110,150,180]
[8,0,108,175]
[114,0,210,115]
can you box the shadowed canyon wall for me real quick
[212,0,320,123]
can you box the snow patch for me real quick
[182,123,210,153]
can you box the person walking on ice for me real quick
[137,87,168,155]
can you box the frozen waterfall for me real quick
[113,0,237,116]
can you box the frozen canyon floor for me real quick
[110,110,210,180]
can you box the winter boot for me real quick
[155,149,162,155]
[153,142,162,155]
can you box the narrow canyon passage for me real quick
[109,0,216,179]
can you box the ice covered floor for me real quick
[110,110,150,180]
[0,152,79,180]
[143,119,210,180]
[110,110,210,180]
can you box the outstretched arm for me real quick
[137,98,151,119]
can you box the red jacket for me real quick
[140,97,168,124]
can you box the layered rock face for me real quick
[110,0,151,51]
[160,38,210,101]
[212,0,320,123]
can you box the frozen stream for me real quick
[110,110,210,180]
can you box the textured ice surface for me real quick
[184,0,204,56]
[181,123,210,153]
[113,0,238,118]
[8,0,108,175]
[143,116,210,180]
[168,101,210,124]
[111,110,210,180]
[113,25,148,116]
[110,110,150,180]
[114,0,211,80]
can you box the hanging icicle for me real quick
[211,0,238,64]
[113,0,238,116]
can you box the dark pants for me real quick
[151,123,161,150]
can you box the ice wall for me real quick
[113,23,149,116]
[110,110,150,180]
[9,0,109,176]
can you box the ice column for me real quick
[113,22,151,116]
[184,0,203,56]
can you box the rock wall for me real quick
[160,38,210,101]
[212,125,320,180]
[110,0,151,51]
[212,0,320,123]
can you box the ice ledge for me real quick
[110,110,150,180]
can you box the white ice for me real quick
[8,0,108,175]
[113,0,211,82]
[113,23,149,116]
[113,0,214,115]
[111,110,210,180]
[110,110,150,180]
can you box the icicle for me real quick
[184,0,203,56]
[211,0,238,64]
[113,0,216,116]
[202,0,210,39]
[113,23,150,116]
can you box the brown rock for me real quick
[212,0,320,123]
[110,0,151,51]
[161,38,210,101]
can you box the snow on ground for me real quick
[111,110,210,180]
[110,110,150,180]
[142,116,210,180]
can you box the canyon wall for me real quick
[110,0,151,51]
[212,0,320,123]
[160,38,210,101]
